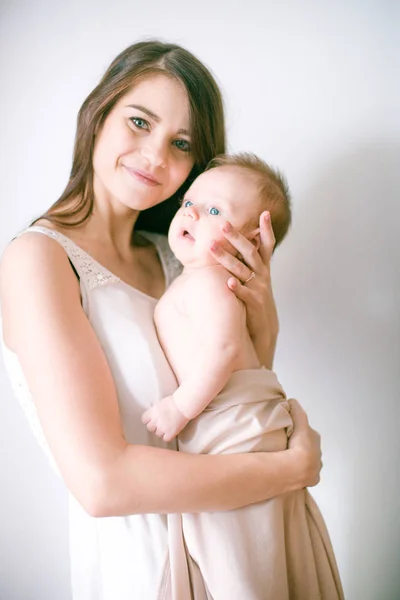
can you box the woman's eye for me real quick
[183,200,193,208]
[208,207,220,216]
[130,117,149,130]
[174,139,191,152]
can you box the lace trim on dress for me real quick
[26,226,183,290]
[27,226,121,291]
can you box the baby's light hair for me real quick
[205,153,291,247]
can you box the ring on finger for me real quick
[243,271,256,284]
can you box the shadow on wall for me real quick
[277,141,400,599]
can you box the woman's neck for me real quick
[61,193,143,255]
[83,208,139,255]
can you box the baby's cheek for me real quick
[202,226,236,257]
[200,227,223,246]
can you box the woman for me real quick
[0,41,322,599]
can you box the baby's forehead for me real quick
[191,165,258,194]
[204,164,253,182]
[189,167,262,220]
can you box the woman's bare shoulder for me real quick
[1,228,70,279]
[0,229,80,320]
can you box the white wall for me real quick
[0,1,399,598]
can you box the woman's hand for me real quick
[210,211,278,368]
[288,399,322,488]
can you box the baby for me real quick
[142,152,291,442]
[142,154,343,600]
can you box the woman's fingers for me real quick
[288,399,322,487]
[210,241,256,282]
[209,214,279,365]
[227,276,254,302]
[288,399,310,429]
[289,399,321,452]
[259,211,275,263]
[216,223,264,272]
[210,213,274,282]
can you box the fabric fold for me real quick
[167,369,344,600]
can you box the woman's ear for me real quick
[247,227,261,251]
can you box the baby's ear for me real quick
[247,227,261,251]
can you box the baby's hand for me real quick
[141,396,190,442]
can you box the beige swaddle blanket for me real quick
[167,369,344,600]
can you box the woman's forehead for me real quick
[118,74,190,125]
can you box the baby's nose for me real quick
[185,205,199,220]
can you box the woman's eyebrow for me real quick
[126,103,190,135]
[126,104,160,121]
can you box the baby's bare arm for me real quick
[173,267,246,420]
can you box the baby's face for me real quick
[168,166,261,268]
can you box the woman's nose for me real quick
[140,138,168,168]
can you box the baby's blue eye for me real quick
[184,200,193,208]
[208,207,220,216]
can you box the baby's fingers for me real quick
[141,409,152,425]
[154,426,165,438]
[142,409,159,434]
[146,422,158,434]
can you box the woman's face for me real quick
[92,74,195,212]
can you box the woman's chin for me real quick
[118,192,165,213]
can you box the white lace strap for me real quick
[20,226,182,289]
[21,226,120,291]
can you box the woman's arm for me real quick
[0,233,320,518]
[210,211,278,368]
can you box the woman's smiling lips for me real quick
[124,165,161,186]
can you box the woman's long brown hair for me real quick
[37,40,226,234]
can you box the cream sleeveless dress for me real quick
[1,226,344,600]
[0,225,209,600]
